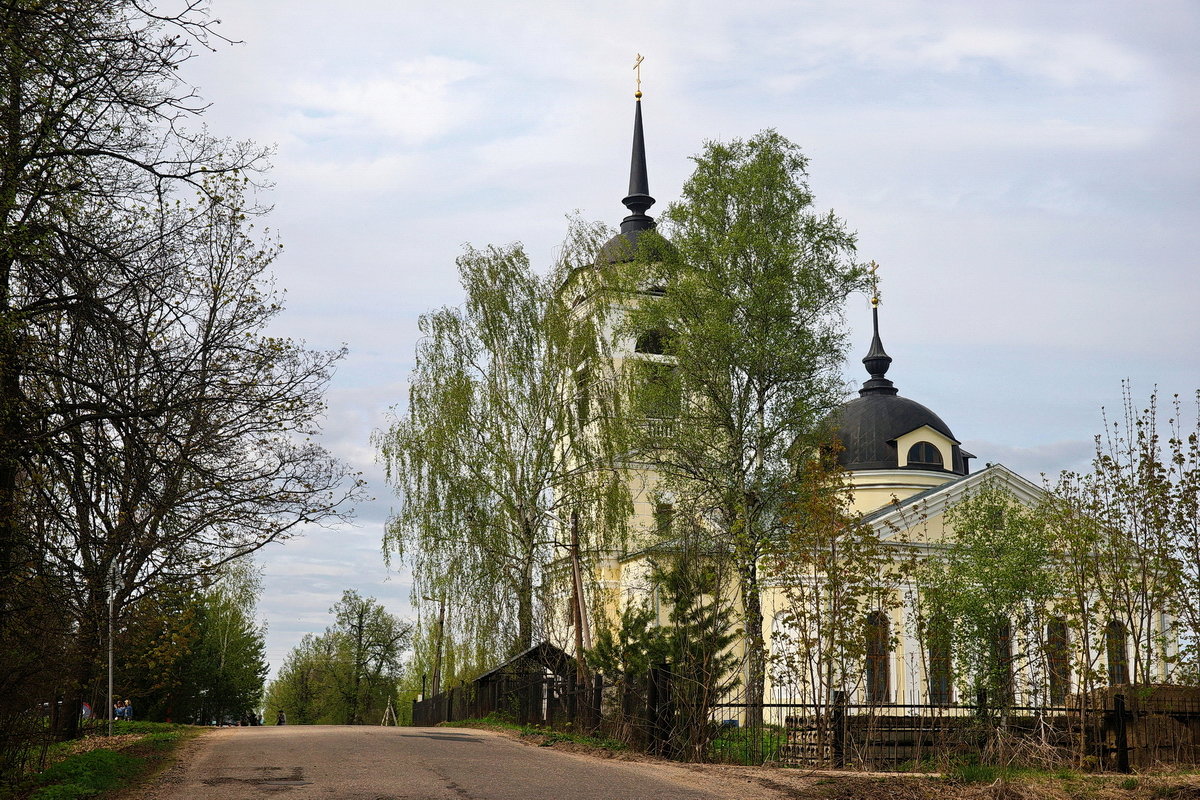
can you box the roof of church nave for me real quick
[832,299,974,475]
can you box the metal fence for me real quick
[702,685,1200,772]
[410,648,1200,774]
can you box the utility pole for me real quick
[424,595,446,697]
[570,510,592,688]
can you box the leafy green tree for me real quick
[192,563,269,724]
[914,482,1059,706]
[118,564,267,724]
[118,584,205,723]
[266,590,411,725]
[376,222,628,658]
[328,590,411,724]
[770,445,898,707]
[267,633,339,725]
[615,131,866,722]
[1047,386,1196,688]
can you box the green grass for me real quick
[31,750,140,800]
[1,722,198,800]
[943,758,1065,784]
[707,724,787,766]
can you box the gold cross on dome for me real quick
[869,261,881,307]
[633,53,644,97]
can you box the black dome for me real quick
[597,228,651,264]
[829,301,970,475]
[832,392,967,474]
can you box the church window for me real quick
[866,611,890,703]
[654,503,674,538]
[635,327,673,355]
[927,621,953,706]
[574,371,590,425]
[1106,619,1130,685]
[1047,618,1070,704]
[907,441,943,469]
[990,619,1014,705]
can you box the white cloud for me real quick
[287,56,485,145]
[786,23,1150,88]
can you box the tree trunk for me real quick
[517,557,535,654]
[740,559,766,729]
[516,520,536,654]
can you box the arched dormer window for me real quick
[866,611,890,703]
[907,441,944,469]
[635,327,673,355]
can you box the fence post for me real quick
[1114,693,1131,774]
[832,690,846,769]
[975,687,988,717]
[591,672,603,734]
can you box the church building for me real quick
[551,86,1163,709]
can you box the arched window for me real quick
[866,611,890,704]
[1106,620,1130,685]
[907,441,944,469]
[1047,618,1070,704]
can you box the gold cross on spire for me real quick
[868,261,881,307]
[633,53,644,98]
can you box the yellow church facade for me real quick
[546,92,1173,712]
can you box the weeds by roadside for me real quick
[0,722,200,800]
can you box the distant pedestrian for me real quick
[276,710,286,725]
[123,700,134,721]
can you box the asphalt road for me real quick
[146,726,749,800]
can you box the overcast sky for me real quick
[183,0,1200,679]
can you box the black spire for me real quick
[620,93,655,234]
[860,300,897,396]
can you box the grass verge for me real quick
[440,716,627,754]
[1,722,201,800]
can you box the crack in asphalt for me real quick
[431,765,475,799]
[202,765,312,788]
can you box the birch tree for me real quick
[617,131,866,722]
[376,221,629,659]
